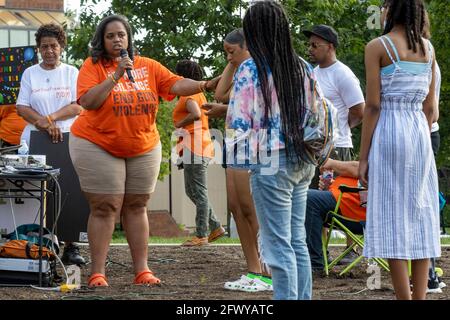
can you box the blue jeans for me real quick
[250,154,315,300]
[305,189,337,270]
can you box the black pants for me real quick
[430,130,440,283]
[431,131,440,157]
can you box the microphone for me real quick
[120,49,135,83]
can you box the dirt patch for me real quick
[0,245,449,300]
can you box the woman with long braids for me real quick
[205,29,273,292]
[359,0,440,300]
[226,1,315,299]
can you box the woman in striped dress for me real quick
[359,0,440,300]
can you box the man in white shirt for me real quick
[303,25,365,161]
[303,25,365,266]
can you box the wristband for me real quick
[46,115,54,125]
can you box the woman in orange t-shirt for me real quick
[68,15,218,287]
[172,60,223,247]
[0,105,27,146]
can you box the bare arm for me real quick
[170,75,221,97]
[433,100,439,123]
[201,102,228,118]
[79,77,117,110]
[358,40,383,187]
[79,56,133,110]
[215,63,236,103]
[49,102,82,121]
[174,99,201,128]
[423,48,437,129]
[16,105,47,129]
[320,158,359,178]
[16,105,66,143]
[348,103,365,128]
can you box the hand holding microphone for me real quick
[115,49,135,83]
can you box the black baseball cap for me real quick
[303,25,339,48]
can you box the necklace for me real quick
[40,62,61,83]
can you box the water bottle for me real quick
[18,139,29,155]
[320,169,334,190]
[322,170,334,181]
[357,179,368,207]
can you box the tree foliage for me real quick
[67,0,449,179]
[97,0,246,73]
[427,0,450,167]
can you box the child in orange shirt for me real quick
[172,60,224,247]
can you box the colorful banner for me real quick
[0,46,38,106]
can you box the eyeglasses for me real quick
[308,42,329,49]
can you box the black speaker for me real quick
[29,131,89,242]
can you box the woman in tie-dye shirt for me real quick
[226,1,316,300]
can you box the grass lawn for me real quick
[111,228,450,245]
[112,230,241,244]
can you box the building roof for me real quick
[0,8,69,29]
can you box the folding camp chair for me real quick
[322,184,390,276]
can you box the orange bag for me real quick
[0,240,55,260]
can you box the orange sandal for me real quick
[88,273,109,287]
[134,270,161,285]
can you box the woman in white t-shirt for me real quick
[16,23,85,266]
[16,23,82,146]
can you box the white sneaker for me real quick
[439,281,447,289]
[239,277,273,292]
[427,286,443,294]
[224,275,253,291]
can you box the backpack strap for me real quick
[299,56,318,108]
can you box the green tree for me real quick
[156,100,176,179]
[282,0,380,157]
[427,0,450,167]
[66,1,113,68]
[67,0,449,175]
[66,0,246,179]
[68,0,247,73]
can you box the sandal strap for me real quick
[88,273,108,287]
[134,270,160,284]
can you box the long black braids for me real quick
[383,0,427,56]
[243,1,308,164]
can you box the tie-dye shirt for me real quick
[225,58,313,168]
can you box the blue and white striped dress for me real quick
[363,36,441,260]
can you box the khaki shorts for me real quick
[69,134,161,194]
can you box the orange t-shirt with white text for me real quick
[172,93,213,158]
[71,56,182,158]
[329,176,366,221]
